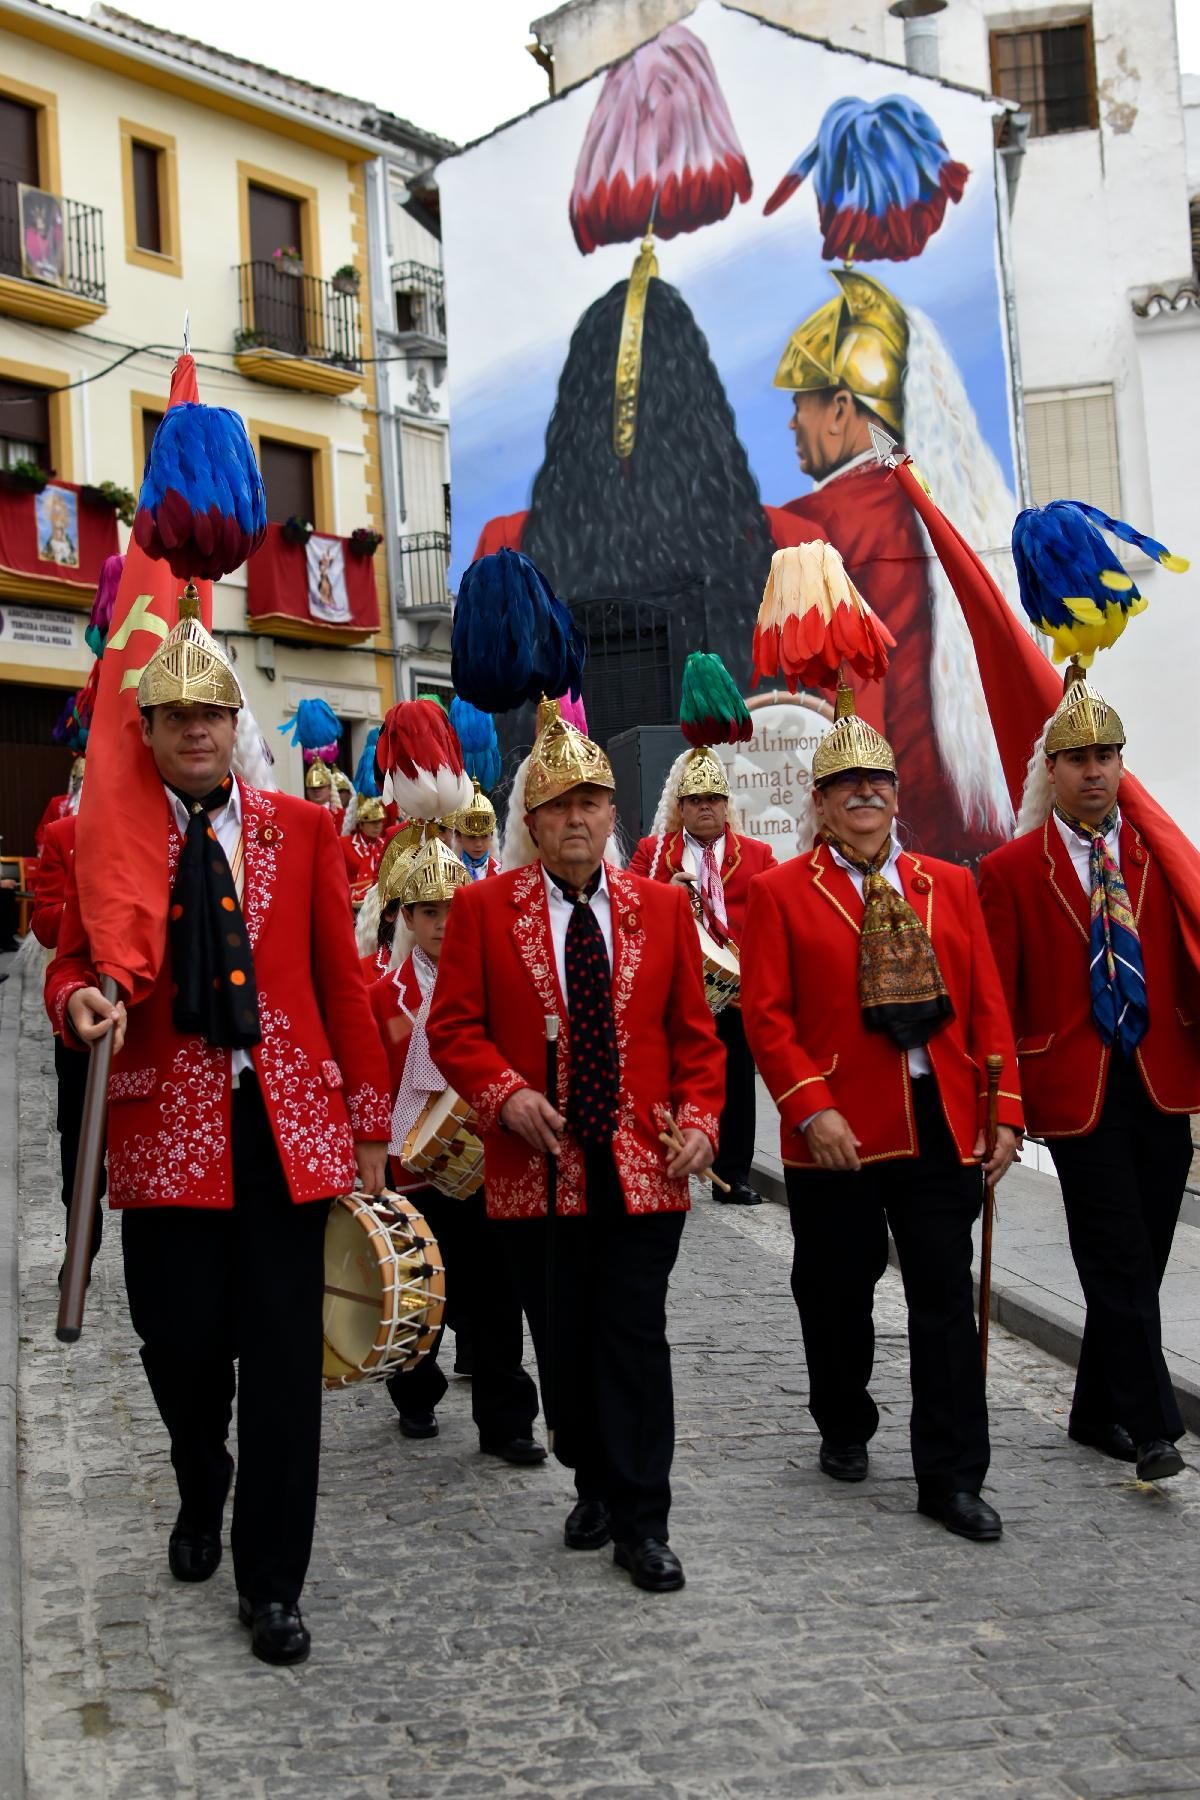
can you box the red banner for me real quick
[246,522,380,640]
[0,479,120,598]
[75,355,213,1003]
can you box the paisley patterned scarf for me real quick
[821,831,954,1050]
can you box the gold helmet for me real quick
[456,781,497,837]
[525,697,615,811]
[1044,665,1125,756]
[676,746,730,801]
[377,821,423,905]
[356,796,386,824]
[136,613,241,711]
[398,836,471,907]
[811,679,896,785]
[773,269,908,436]
[332,769,352,799]
[305,760,333,791]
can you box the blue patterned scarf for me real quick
[1055,806,1148,1055]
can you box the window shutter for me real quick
[1024,387,1121,516]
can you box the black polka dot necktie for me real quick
[550,867,619,1148]
[167,775,261,1049]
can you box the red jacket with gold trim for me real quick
[979,814,1200,1137]
[31,814,76,950]
[45,783,392,1210]
[368,955,428,1195]
[425,861,725,1220]
[741,841,1022,1169]
[627,828,775,946]
[340,831,386,907]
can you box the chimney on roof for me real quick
[888,0,948,79]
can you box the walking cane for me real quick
[56,975,120,1343]
[978,1053,1003,1374]
[543,1013,560,1453]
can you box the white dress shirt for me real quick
[681,829,725,877]
[800,830,931,1131]
[164,778,253,1077]
[542,862,613,1002]
[1053,806,1121,893]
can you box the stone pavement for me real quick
[753,1083,1200,1431]
[6,965,1200,1799]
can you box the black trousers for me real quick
[1048,1055,1190,1444]
[499,1148,686,1544]
[786,1079,989,1498]
[713,1005,756,1188]
[386,1185,539,1446]
[54,1036,104,1260]
[121,1077,330,1607]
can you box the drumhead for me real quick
[323,1198,387,1380]
[696,921,740,975]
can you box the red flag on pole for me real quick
[890,454,1200,964]
[75,354,213,1003]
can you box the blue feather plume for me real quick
[353,726,381,797]
[1011,500,1187,666]
[133,403,267,582]
[277,697,342,749]
[449,696,501,792]
[452,549,586,714]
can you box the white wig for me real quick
[387,911,415,970]
[500,752,625,872]
[902,307,1016,840]
[1014,718,1055,836]
[232,702,279,792]
[342,792,359,837]
[355,882,382,958]
[645,749,743,878]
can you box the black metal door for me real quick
[569,597,674,750]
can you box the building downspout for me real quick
[995,111,1032,505]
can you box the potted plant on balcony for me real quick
[332,264,360,296]
[79,480,137,526]
[0,459,52,495]
[348,526,382,557]
[281,515,314,547]
[272,245,304,277]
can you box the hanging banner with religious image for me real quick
[305,534,351,624]
[18,184,65,286]
[246,524,379,643]
[0,480,119,602]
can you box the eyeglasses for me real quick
[820,769,897,792]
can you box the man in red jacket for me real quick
[31,813,105,1271]
[339,795,388,909]
[427,705,723,1592]
[742,691,1022,1541]
[629,745,775,1203]
[979,675,1199,1484]
[46,618,391,1666]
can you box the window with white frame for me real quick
[1024,385,1121,516]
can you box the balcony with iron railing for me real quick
[391,261,446,353]
[396,531,451,614]
[233,260,363,397]
[0,177,106,328]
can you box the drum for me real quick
[401,1087,485,1200]
[322,1191,445,1388]
[696,921,740,1014]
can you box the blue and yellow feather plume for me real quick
[1011,500,1188,666]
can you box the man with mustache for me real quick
[741,690,1022,1540]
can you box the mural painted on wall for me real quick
[440,0,1020,864]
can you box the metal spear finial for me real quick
[869,423,900,468]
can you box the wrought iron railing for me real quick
[235,261,361,368]
[391,261,446,342]
[396,531,451,610]
[0,178,106,303]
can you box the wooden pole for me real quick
[543,1013,559,1453]
[55,976,118,1343]
[978,1053,1003,1374]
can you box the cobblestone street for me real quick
[9,969,1200,1800]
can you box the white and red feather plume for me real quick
[569,24,752,255]
[753,542,894,694]
[375,699,472,820]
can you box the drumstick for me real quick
[658,1116,732,1192]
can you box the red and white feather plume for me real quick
[375,699,472,820]
[569,23,752,255]
[753,542,894,693]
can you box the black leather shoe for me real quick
[238,1596,310,1666]
[480,1436,547,1466]
[819,1440,869,1482]
[1068,1419,1137,1462]
[714,1180,763,1206]
[918,1490,1003,1541]
[1136,1438,1185,1482]
[564,1499,612,1550]
[398,1410,438,1439]
[169,1454,233,1582]
[613,1538,685,1592]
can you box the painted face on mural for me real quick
[788,389,877,483]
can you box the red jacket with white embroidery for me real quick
[368,955,430,1195]
[425,861,725,1220]
[360,945,392,985]
[31,814,76,950]
[44,782,391,1210]
[979,814,1200,1137]
[627,828,775,947]
[741,841,1022,1169]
